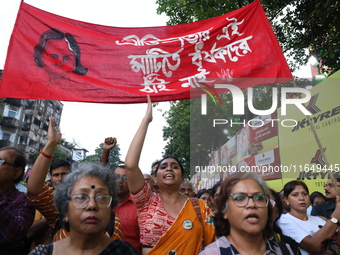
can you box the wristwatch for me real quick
[330,217,340,226]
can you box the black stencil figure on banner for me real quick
[34,28,88,84]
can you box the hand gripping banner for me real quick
[0,0,292,103]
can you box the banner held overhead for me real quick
[0,0,292,103]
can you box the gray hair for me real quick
[54,162,118,219]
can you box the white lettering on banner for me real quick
[217,18,244,40]
[115,34,160,46]
[203,36,253,63]
[161,29,211,47]
[189,42,205,68]
[139,74,172,93]
[129,48,183,93]
[129,48,183,77]
[179,68,213,88]
[118,16,253,94]
[116,29,211,47]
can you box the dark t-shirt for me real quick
[311,200,335,219]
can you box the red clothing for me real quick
[131,183,215,254]
[114,196,141,252]
[131,183,174,246]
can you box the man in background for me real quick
[0,147,35,254]
[180,180,196,197]
[101,137,141,252]
[311,178,340,219]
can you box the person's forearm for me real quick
[301,221,337,253]
[27,142,57,199]
[125,118,151,193]
[125,96,152,193]
[100,149,110,165]
[27,117,60,199]
[125,118,150,170]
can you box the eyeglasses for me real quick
[115,174,127,181]
[324,183,340,188]
[0,159,16,167]
[69,194,112,209]
[230,193,269,208]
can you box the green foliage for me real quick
[32,146,71,163]
[157,0,337,175]
[162,100,191,177]
[162,81,311,176]
[277,0,340,75]
[81,143,123,170]
[156,0,340,74]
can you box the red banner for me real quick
[0,1,292,104]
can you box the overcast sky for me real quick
[0,0,171,173]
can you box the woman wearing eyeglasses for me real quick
[199,171,295,255]
[29,162,140,255]
[124,96,215,255]
[278,180,340,255]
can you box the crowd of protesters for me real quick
[1,97,340,255]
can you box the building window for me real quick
[7,110,16,118]
[33,118,41,127]
[43,123,48,132]
[2,133,11,141]
[18,136,26,145]
[29,140,38,149]
[23,115,31,122]
[47,106,53,115]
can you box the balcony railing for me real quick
[25,101,35,109]
[17,144,26,151]
[4,98,22,106]
[0,140,11,147]
[0,117,19,128]
[21,122,31,131]
[24,109,34,115]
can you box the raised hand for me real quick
[144,94,153,123]
[47,117,62,147]
[103,137,117,151]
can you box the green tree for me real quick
[162,81,311,176]
[32,146,71,163]
[163,94,239,177]
[156,0,340,75]
[162,100,191,177]
[82,143,123,170]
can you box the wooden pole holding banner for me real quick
[293,80,340,197]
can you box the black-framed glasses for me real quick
[69,194,112,209]
[0,159,16,167]
[230,193,269,208]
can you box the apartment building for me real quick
[0,97,64,164]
